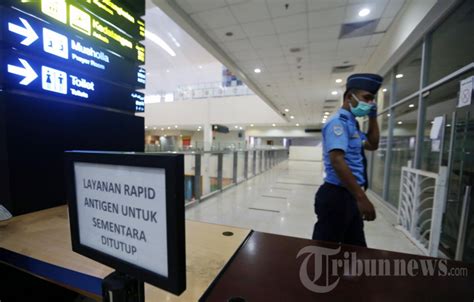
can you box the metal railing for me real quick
[145,81,255,103]
[396,166,448,256]
[146,148,289,206]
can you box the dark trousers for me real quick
[312,182,367,247]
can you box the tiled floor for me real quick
[186,160,422,255]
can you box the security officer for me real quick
[312,73,382,247]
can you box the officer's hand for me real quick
[356,195,376,221]
[368,103,377,118]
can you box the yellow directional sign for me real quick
[70,4,92,36]
[36,0,144,63]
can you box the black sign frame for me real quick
[65,151,186,295]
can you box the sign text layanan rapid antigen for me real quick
[74,162,170,278]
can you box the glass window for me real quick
[421,71,474,173]
[395,44,422,100]
[421,71,474,260]
[379,71,393,109]
[387,98,419,208]
[369,114,388,197]
[427,0,474,84]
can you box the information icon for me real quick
[42,66,68,95]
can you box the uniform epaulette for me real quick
[339,114,349,122]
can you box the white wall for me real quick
[289,146,323,162]
[246,127,322,138]
[191,130,245,148]
[144,95,285,126]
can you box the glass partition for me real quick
[395,44,422,100]
[421,71,474,173]
[184,154,196,203]
[205,153,220,195]
[387,98,419,207]
[248,151,254,177]
[379,71,392,110]
[427,0,474,85]
[222,152,234,189]
[369,113,389,196]
[237,151,246,182]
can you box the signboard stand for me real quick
[102,271,145,302]
[65,151,186,297]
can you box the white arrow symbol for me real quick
[8,17,39,46]
[7,58,38,86]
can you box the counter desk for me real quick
[0,206,250,301]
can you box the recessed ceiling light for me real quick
[235,125,239,129]
[325,112,330,115]
[409,104,415,108]
[290,116,295,119]
[239,127,243,130]
[145,30,176,57]
[197,129,201,131]
[383,88,388,92]
[175,125,178,128]
[153,127,156,130]
[331,91,338,95]
[358,8,371,17]
[145,126,148,129]
[447,124,451,127]
[272,124,276,127]
[335,79,342,83]
[254,68,262,73]
[198,65,203,69]
[296,123,300,127]
[398,121,403,125]
[284,108,290,112]
[322,120,327,124]
[167,32,181,48]
[161,128,164,131]
[250,124,254,127]
[396,73,404,79]
[166,69,170,73]
[387,113,391,117]
[167,126,171,129]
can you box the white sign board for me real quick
[430,116,444,140]
[74,162,168,277]
[458,76,473,108]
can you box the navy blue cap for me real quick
[346,73,384,95]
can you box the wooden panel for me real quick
[0,206,250,301]
[201,232,474,302]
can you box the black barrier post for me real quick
[102,271,145,302]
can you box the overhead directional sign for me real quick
[1,7,145,89]
[4,1,145,64]
[1,0,146,113]
[8,17,39,46]
[76,0,145,40]
[7,58,38,86]
[2,50,142,113]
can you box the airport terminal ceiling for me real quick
[148,0,407,127]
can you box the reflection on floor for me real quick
[186,160,422,255]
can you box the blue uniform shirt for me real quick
[322,108,367,186]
